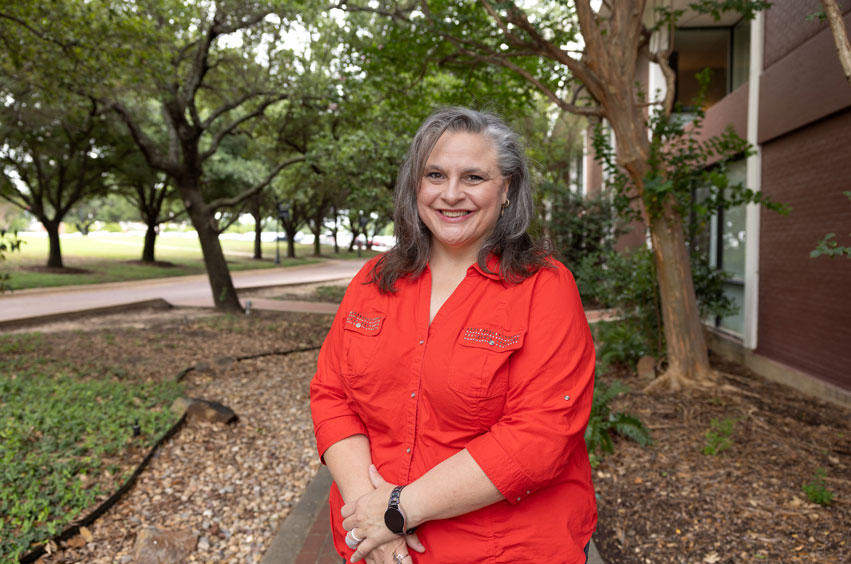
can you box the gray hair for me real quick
[370,106,551,292]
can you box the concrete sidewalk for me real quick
[0,259,365,326]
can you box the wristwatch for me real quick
[384,485,416,535]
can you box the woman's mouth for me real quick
[440,210,471,218]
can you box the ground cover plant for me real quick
[0,308,331,563]
[0,333,183,562]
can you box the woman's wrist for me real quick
[397,482,424,529]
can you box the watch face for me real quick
[384,508,405,534]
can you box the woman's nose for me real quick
[441,178,465,204]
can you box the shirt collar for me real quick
[467,253,503,281]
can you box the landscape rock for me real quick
[636,355,656,380]
[170,397,238,424]
[132,526,196,564]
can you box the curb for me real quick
[0,298,173,331]
[261,466,333,564]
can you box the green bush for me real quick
[802,468,834,506]
[702,417,737,455]
[585,379,653,467]
[0,229,22,293]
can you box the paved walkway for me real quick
[0,259,366,325]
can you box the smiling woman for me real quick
[310,108,598,564]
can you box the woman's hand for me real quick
[364,537,408,564]
[342,465,425,563]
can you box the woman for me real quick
[310,107,596,564]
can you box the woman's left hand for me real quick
[341,465,424,563]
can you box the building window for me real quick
[692,160,747,336]
[672,21,750,111]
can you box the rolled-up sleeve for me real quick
[466,264,595,503]
[309,273,370,462]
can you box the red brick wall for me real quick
[758,108,851,391]
[764,0,851,69]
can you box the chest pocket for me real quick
[448,326,525,398]
[341,310,386,376]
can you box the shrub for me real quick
[585,379,653,467]
[702,417,737,455]
[802,468,834,506]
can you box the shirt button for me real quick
[526,490,531,495]
[411,393,416,398]
[406,448,411,453]
[419,340,424,345]
[564,395,570,401]
[516,497,522,502]
[488,339,495,346]
[355,322,362,328]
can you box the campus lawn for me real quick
[2,234,378,290]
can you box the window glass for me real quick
[731,19,751,91]
[673,28,730,108]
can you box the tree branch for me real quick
[208,155,305,211]
[822,0,851,85]
[106,101,179,176]
[200,93,288,162]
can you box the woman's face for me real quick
[417,131,508,260]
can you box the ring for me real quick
[345,529,364,550]
[392,553,410,564]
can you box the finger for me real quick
[341,514,355,532]
[341,503,355,519]
[368,464,386,487]
[405,532,425,553]
[350,538,378,563]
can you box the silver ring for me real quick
[345,529,364,549]
[393,553,410,564]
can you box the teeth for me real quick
[442,211,469,217]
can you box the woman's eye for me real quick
[425,172,443,179]
[466,175,484,182]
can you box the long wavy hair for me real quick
[369,107,552,293]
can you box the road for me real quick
[0,259,366,324]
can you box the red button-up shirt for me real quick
[310,256,597,563]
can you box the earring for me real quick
[500,198,510,218]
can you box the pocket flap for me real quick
[343,310,385,336]
[459,326,524,351]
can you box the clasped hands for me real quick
[341,464,425,563]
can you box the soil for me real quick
[3,299,849,564]
[592,357,851,564]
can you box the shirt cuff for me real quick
[466,433,537,505]
[315,414,369,463]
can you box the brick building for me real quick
[582,0,851,405]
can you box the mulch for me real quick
[592,355,851,564]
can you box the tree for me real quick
[347,0,773,391]
[0,86,118,268]
[0,0,308,311]
[821,0,851,85]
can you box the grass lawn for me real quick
[1,234,379,290]
[0,332,183,562]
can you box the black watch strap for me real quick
[384,485,416,535]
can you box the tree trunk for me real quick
[645,201,715,391]
[178,179,242,313]
[251,197,263,260]
[611,113,715,391]
[45,220,63,268]
[822,0,851,85]
[309,219,322,257]
[142,222,157,262]
[282,220,298,258]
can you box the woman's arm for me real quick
[322,434,375,504]
[400,448,503,526]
